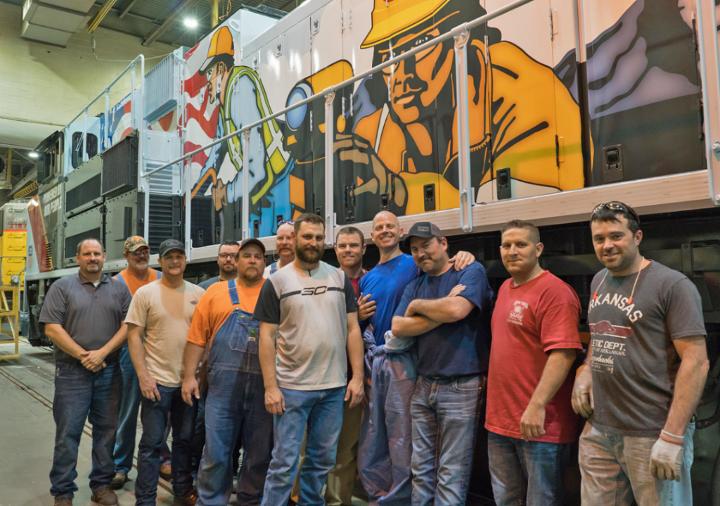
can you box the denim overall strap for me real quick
[228,278,239,305]
[207,279,261,374]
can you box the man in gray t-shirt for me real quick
[40,238,131,505]
[572,201,708,506]
[254,213,364,506]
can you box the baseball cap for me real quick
[158,239,186,258]
[404,221,443,249]
[239,238,266,254]
[123,235,149,253]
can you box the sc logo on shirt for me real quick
[301,286,329,296]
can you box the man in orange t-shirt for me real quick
[485,220,581,505]
[181,238,271,505]
[111,236,161,489]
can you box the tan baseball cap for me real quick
[123,235,149,253]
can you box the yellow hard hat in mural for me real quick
[361,0,450,48]
[199,26,235,73]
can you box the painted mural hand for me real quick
[212,178,227,212]
[334,133,407,214]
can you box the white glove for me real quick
[650,438,684,481]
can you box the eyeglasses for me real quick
[278,220,294,226]
[218,253,237,260]
[129,249,149,257]
[591,201,640,224]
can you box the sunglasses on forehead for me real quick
[591,201,640,224]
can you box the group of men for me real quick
[41,200,708,506]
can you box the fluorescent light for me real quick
[183,17,199,29]
[28,151,40,159]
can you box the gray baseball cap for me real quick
[158,239,185,258]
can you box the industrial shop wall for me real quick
[0,2,172,150]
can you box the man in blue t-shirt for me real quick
[358,211,475,505]
[392,221,493,505]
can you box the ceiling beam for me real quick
[142,0,197,47]
[119,0,139,19]
[88,0,120,32]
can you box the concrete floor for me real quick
[0,340,368,506]
[0,341,185,505]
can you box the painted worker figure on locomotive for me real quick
[347,0,585,214]
[192,26,293,236]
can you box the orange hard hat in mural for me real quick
[199,26,234,73]
[361,0,450,48]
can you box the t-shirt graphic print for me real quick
[587,261,705,436]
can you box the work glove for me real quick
[650,438,684,481]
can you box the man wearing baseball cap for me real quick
[126,239,205,505]
[182,238,273,504]
[111,236,162,489]
[391,221,493,504]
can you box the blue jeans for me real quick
[487,432,570,505]
[197,371,273,505]
[50,361,120,498]
[358,347,415,505]
[410,375,483,506]
[135,385,196,504]
[112,343,141,475]
[261,387,345,506]
[579,421,695,506]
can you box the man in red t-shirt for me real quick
[485,220,582,505]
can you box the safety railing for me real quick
[63,55,145,177]
[143,0,535,249]
[696,0,720,205]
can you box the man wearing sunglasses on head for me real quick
[573,201,708,505]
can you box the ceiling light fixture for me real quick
[183,17,199,29]
[28,151,40,159]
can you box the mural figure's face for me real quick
[379,23,454,125]
[205,62,228,105]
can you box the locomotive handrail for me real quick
[696,0,720,205]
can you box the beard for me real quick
[296,245,322,264]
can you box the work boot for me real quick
[172,490,198,506]
[109,472,128,490]
[54,496,73,506]
[90,486,118,506]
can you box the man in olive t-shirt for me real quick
[572,202,708,506]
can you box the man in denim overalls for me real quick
[182,238,271,505]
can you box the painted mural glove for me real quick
[650,438,684,481]
[334,133,408,213]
